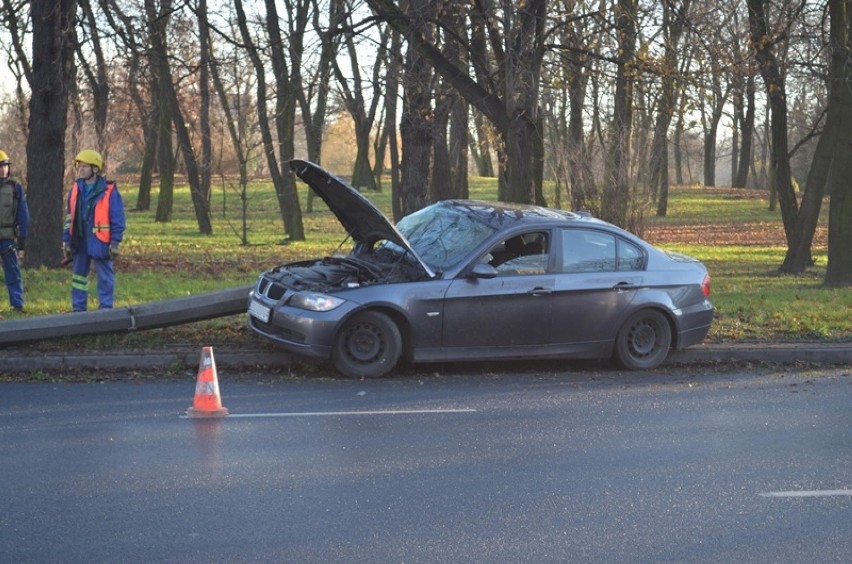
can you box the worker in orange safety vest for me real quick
[62,149,126,312]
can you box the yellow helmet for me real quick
[75,149,104,171]
[0,149,9,165]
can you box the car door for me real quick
[549,228,646,346]
[441,231,554,348]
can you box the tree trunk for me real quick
[77,0,110,154]
[651,0,691,216]
[824,0,852,286]
[209,38,251,243]
[330,8,381,192]
[431,97,452,201]
[367,0,544,205]
[747,0,799,250]
[300,0,340,213]
[444,2,468,200]
[734,74,755,188]
[674,102,686,185]
[385,30,403,222]
[233,0,295,242]
[135,103,158,211]
[147,0,211,234]
[198,0,212,206]
[471,112,495,177]
[602,0,636,228]
[266,0,304,240]
[567,65,595,211]
[701,77,728,188]
[469,7,493,179]
[399,0,434,215]
[503,0,546,204]
[825,162,852,285]
[24,0,77,269]
[154,82,174,223]
[101,0,156,211]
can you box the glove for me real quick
[60,243,72,266]
[109,242,120,259]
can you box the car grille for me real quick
[256,276,287,301]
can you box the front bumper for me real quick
[247,291,359,361]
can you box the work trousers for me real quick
[71,252,115,312]
[0,239,23,309]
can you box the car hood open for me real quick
[289,160,435,277]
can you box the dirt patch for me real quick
[646,222,827,247]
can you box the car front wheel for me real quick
[614,309,672,370]
[332,311,402,378]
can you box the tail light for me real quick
[701,274,711,297]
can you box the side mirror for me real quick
[468,262,498,279]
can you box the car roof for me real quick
[439,199,612,230]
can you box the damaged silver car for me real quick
[248,160,714,378]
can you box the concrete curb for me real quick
[3,342,850,374]
[669,343,852,366]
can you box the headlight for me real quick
[288,292,345,312]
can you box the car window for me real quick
[617,239,644,270]
[562,230,645,272]
[487,232,549,276]
[561,229,616,272]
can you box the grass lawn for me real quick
[8,176,850,350]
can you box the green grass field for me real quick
[9,176,850,350]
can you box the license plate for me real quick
[249,299,271,323]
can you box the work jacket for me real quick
[63,177,126,259]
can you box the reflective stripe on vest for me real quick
[68,181,115,244]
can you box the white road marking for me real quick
[759,489,852,498]
[182,408,476,419]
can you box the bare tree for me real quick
[602,0,637,228]
[330,3,383,191]
[384,28,403,221]
[208,25,260,245]
[99,0,158,211]
[299,0,341,212]
[429,2,468,201]
[747,0,800,249]
[0,0,33,140]
[398,0,434,214]
[233,0,304,241]
[76,0,110,154]
[197,0,213,204]
[368,0,549,206]
[560,1,597,213]
[146,0,177,224]
[649,0,691,217]
[265,0,304,241]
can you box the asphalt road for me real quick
[2,366,850,563]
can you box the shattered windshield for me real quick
[386,203,498,271]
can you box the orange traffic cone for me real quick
[186,346,229,417]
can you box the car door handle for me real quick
[528,287,552,296]
[613,281,639,290]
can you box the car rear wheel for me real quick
[332,311,402,378]
[614,309,672,370]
